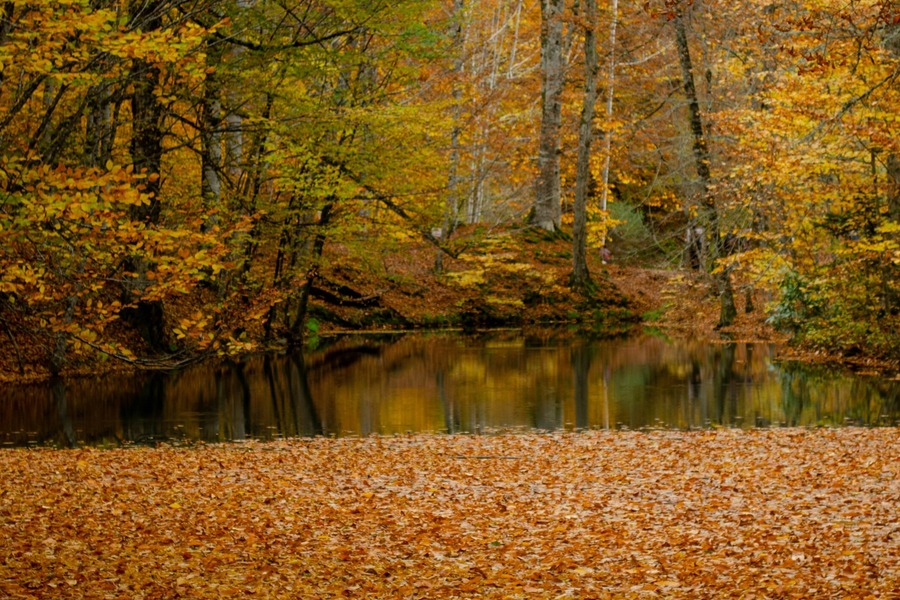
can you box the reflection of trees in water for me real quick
[572,344,592,430]
[779,370,808,427]
[603,340,764,428]
[121,374,167,444]
[777,364,900,426]
[212,363,250,441]
[4,335,900,445]
[51,378,76,448]
[284,354,322,437]
[713,342,737,427]
[437,369,459,434]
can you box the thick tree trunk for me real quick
[571,0,599,289]
[123,0,167,350]
[673,3,736,327]
[85,90,116,168]
[532,0,565,232]
[129,2,164,224]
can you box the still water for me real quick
[1,332,898,447]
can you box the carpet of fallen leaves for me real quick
[2,429,898,599]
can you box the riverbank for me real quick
[1,227,895,384]
[604,264,900,376]
[2,429,897,598]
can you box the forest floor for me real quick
[2,429,897,599]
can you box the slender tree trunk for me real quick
[240,93,273,278]
[438,0,465,274]
[507,0,523,78]
[201,39,225,219]
[290,203,333,343]
[532,0,565,231]
[49,296,77,376]
[673,3,736,327]
[571,0,599,289]
[883,20,900,314]
[598,0,618,246]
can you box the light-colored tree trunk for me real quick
[571,0,599,289]
[225,111,243,178]
[437,0,465,274]
[532,0,565,231]
[201,40,224,211]
[598,0,617,245]
[507,0,523,78]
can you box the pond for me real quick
[1,332,898,447]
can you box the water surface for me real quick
[1,332,897,447]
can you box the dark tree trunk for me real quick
[122,0,167,350]
[201,39,225,218]
[571,0,599,290]
[289,203,334,343]
[128,1,164,224]
[673,3,736,327]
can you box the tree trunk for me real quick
[598,0,618,246]
[571,0,599,289]
[201,39,224,218]
[881,15,900,315]
[129,1,163,224]
[532,0,565,232]
[123,0,167,350]
[290,203,334,343]
[885,19,900,221]
[0,2,14,90]
[437,0,465,274]
[673,3,736,327]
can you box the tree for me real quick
[597,0,617,245]
[711,0,900,354]
[532,0,565,231]
[437,0,465,274]
[670,0,736,327]
[0,1,224,372]
[570,0,600,289]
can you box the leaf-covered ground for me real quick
[2,429,898,598]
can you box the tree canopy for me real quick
[1,0,898,376]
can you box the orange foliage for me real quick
[1,429,897,597]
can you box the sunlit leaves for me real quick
[0,0,220,366]
[707,0,900,355]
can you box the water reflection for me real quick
[1,333,898,446]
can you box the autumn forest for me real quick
[1,0,899,378]
[3,2,900,596]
